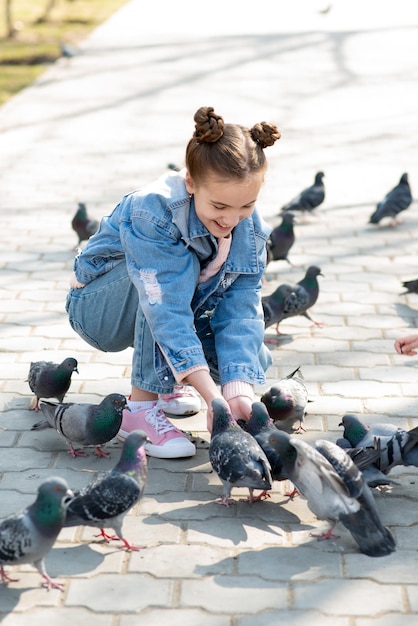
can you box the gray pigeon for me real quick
[64,430,150,550]
[0,476,72,590]
[71,202,99,247]
[267,431,396,557]
[32,393,128,458]
[266,212,296,266]
[27,357,79,410]
[369,173,413,225]
[260,365,309,433]
[209,398,272,506]
[281,171,325,216]
[339,413,418,474]
[263,266,324,339]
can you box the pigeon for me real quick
[0,477,73,590]
[369,173,413,225]
[262,284,295,332]
[336,437,398,488]
[167,163,181,172]
[267,431,396,557]
[263,265,324,338]
[281,171,325,216]
[71,202,99,248]
[209,398,272,506]
[266,212,296,266]
[27,357,79,410]
[260,366,310,433]
[32,393,128,458]
[339,413,418,474]
[245,402,289,483]
[400,278,418,295]
[64,430,150,550]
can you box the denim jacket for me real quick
[73,171,272,387]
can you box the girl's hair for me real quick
[185,106,281,184]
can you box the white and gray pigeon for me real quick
[64,430,150,551]
[0,476,73,590]
[280,171,325,217]
[267,431,396,557]
[27,357,79,410]
[32,393,128,458]
[369,172,413,225]
[338,413,418,475]
[260,365,310,433]
[209,398,272,506]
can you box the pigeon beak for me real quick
[338,421,343,427]
[63,490,75,506]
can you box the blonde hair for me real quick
[185,106,281,184]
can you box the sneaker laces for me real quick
[145,406,178,435]
[163,385,197,400]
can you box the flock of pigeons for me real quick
[1,355,417,591]
[1,171,416,590]
[262,170,415,341]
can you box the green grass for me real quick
[0,0,129,105]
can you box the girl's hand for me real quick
[227,396,253,423]
[394,334,418,355]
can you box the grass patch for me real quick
[0,0,129,105]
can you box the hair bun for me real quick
[250,122,281,148]
[193,106,225,143]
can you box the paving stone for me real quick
[65,573,173,611]
[180,575,288,613]
[293,579,402,614]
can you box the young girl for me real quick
[66,106,281,459]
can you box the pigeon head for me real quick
[339,413,370,446]
[315,171,325,184]
[118,429,151,470]
[267,430,297,465]
[246,402,274,435]
[29,477,73,538]
[306,266,323,279]
[211,398,236,436]
[62,358,79,375]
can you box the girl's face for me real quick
[185,170,264,238]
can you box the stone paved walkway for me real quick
[1,1,418,624]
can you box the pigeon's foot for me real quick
[310,526,340,541]
[294,423,307,434]
[241,490,271,503]
[0,567,18,584]
[41,574,65,591]
[68,445,86,458]
[216,497,235,507]
[30,397,41,411]
[285,486,300,499]
[94,446,110,458]
[119,538,146,551]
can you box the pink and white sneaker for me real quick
[118,404,196,459]
[157,385,201,417]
